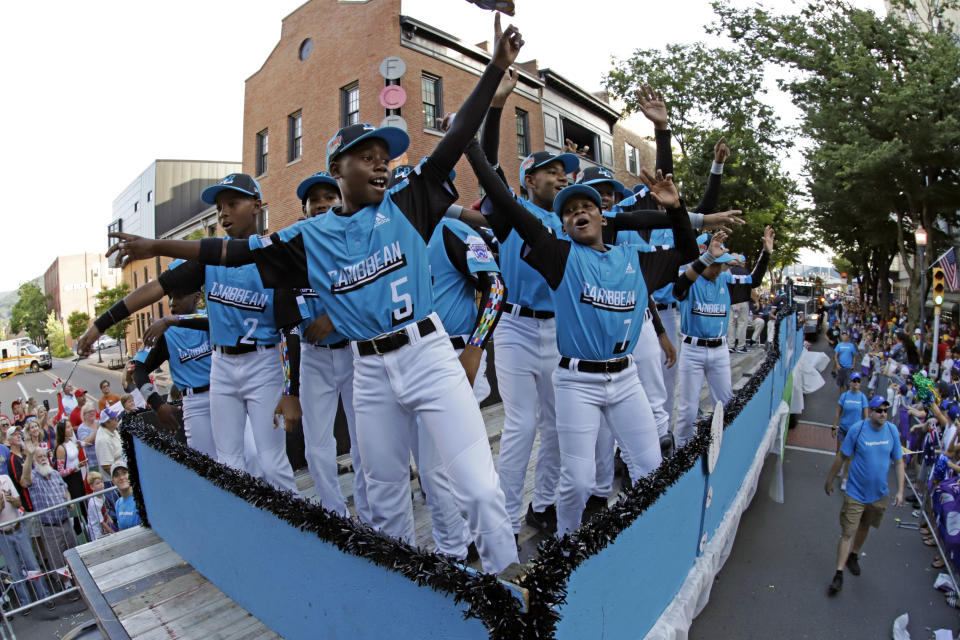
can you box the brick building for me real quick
[243,0,655,232]
[43,253,122,348]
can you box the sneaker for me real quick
[828,571,843,596]
[659,433,676,459]
[846,553,861,576]
[583,495,608,521]
[737,347,748,353]
[525,503,557,533]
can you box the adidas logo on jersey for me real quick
[625,263,636,274]
[374,212,390,228]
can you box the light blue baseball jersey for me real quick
[497,198,562,312]
[677,271,738,338]
[428,218,500,336]
[203,262,282,347]
[297,287,349,346]
[550,243,649,360]
[247,161,457,340]
[163,324,213,390]
[611,207,676,304]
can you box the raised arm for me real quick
[673,231,728,301]
[692,137,729,214]
[465,139,569,289]
[427,16,523,176]
[729,226,774,304]
[636,85,672,176]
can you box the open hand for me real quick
[491,13,524,71]
[763,225,775,253]
[708,231,729,258]
[701,210,744,233]
[107,233,157,268]
[638,168,679,209]
[714,137,730,164]
[658,333,677,368]
[635,85,668,130]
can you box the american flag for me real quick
[936,246,959,291]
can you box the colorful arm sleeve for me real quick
[469,272,506,350]
[280,326,302,397]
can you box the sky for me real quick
[1,0,885,292]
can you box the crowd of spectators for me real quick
[0,379,141,615]
[821,296,960,596]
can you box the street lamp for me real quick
[916,226,927,362]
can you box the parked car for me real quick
[93,335,118,350]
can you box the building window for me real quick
[144,267,149,283]
[133,201,139,212]
[625,142,640,175]
[560,117,598,163]
[288,110,302,162]
[108,219,123,248]
[133,272,138,288]
[298,38,313,61]
[256,129,269,176]
[147,190,152,202]
[341,82,359,127]
[516,108,530,157]
[257,207,269,236]
[543,114,559,143]
[158,302,164,318]
[421,73,443,130]
[601,141,614,168]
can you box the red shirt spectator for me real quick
[69,389,90,427]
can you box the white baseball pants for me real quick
[674,339,733,447]
[727,302,749,348]
[182,390,216,458]
[553,360,662,536]
[751,317,766,343]
[593,315,668,496]
[659,306,680,427]
[210,348,297,493]
[411,335,488,559]
[351,316,517,574]
[300,344,365,519]
[494,312,560,533]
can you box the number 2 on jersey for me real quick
[390,277,414,327]
[240,318,259,344]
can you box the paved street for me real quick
[0,356,125,416]
[691,337,960,639]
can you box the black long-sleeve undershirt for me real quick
[466,140,696,293]
[673,250,771,302]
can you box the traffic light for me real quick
[933,266,946,306]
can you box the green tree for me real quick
[10,282,50,344]
[67,311,90,340]
[604,41,810,281]
[45,311,72,358]
[712,0,960,326]
[95,284,132,356]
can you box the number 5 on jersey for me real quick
[391,277,414,326]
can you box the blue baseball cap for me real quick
[201,173,262,205]
[296,171,339,203]
[869,395,890,409]
[386,158,456,191]
[632,183,650,196]
[167,259,185,271]
[553,184,602,216]
[325,123,409,170]
[519,150,579,187]
[575,166,629,199]
[949,404,960,420]
[849,372,861,381]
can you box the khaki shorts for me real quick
[840,493,887,537]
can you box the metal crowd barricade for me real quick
[0,485,118,638]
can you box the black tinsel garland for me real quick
[515,303,797,638]
[117,306,797,640]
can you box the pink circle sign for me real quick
[379,85,407,109]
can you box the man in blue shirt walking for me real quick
[834,330,858,390]
[824,395,904,595]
